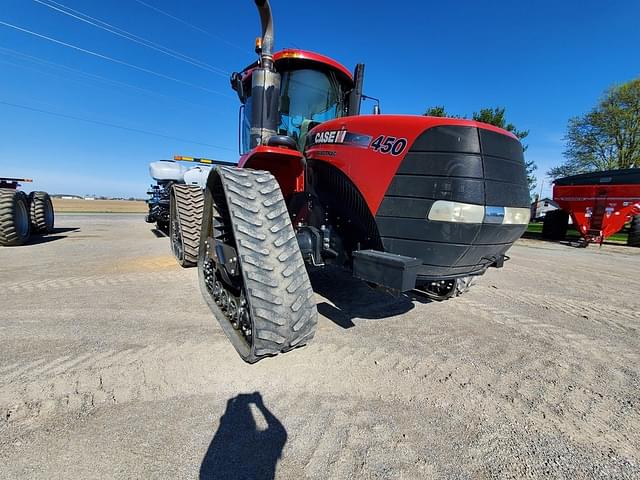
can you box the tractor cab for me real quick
[232,49,356,153]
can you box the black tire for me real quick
[628,215,640,247]
[170,184,204,267]
[199,167,318,363]
[542,209,569,240]
[28,191,54,234]
[0,189,31,246]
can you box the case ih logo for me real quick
[310,130,408,156]
[314,130,347,144]
[309,130,371,148]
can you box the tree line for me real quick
[549,78,640,178]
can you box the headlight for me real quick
[427,202,530,225]
[503,207,531,225]
[427,200,485,224]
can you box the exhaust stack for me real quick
[249,0,281,148]
[255,0,275,69]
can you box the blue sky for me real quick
[0,0,638,198]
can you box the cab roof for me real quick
[240,49,353,85]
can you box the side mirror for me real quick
[231,72,245,101]
[362,94,381,115]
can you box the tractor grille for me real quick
[375,125,529,279]
[313,161,382,251]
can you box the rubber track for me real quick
[0,188,29,246]
[29,191,54,233]
[212,166,317,361]
[172,184,204,267]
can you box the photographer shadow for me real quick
[200,392,287,480]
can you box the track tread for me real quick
[201,166,318,362]
[171,184,204,267]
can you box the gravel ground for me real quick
[1,215,639,479]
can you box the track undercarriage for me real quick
[414,277,475,301]
[198,167,317,363]
[170,184,204,267]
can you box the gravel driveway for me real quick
[1,215,639,479]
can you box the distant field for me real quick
[52,198,147,213]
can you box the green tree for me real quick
[424,106,537,194]
[548,78,640,178]
[423,106,461,118]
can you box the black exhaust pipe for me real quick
[254,0,275,69]
[250,0,280,148]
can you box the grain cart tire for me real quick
[170,184,204,267]
[0,189,31,246]
[198,167,317,363]
[542,209,569,240]
[28,191,55,234]
[415,276,475,301]
[628,215,640,247]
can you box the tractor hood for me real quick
[306,114,526,213]
[305,114,531,279]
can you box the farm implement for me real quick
[0,177,54,246]
[543,168,640,246]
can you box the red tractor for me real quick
[0,177,54,246]
[172,0,530,362]
[543,168,640,246]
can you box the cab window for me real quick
[239,68,346,154]
[278,69,344,146]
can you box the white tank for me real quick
[149,161,188,182]
[183,166,212,189]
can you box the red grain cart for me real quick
[543,168,640,246]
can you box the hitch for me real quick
[352,250,421,294]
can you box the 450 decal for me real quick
[369,135,408,155]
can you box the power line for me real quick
[0,49,216,112]
[132,0,251,54]
[0,99,236,152]
[32,0,230,77]
[0,20,233,99]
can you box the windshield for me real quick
[278,69,345,146]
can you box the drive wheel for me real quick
[628,215,640,247]
[198,167,317,363]
[542,209,569,240]
[0,189,31,246]
[28,191,55,234]
[170,184,204,267]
